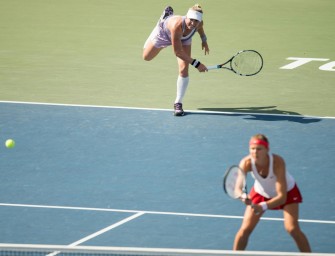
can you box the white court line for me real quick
[0,100,334,119]
[67,212,145,247]
[46,212,144,256]
[1,244,333,256]
[1,203,334,225]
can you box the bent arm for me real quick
[264,155,287,209]
[171,31,194,63]
[167,17,207,71]
[238,157,252,205]
[197,21,209,55]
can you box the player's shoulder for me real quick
[272,153,286,170]
[166,15,183,28]
[272,153,285,163]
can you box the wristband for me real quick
[259,202,268,211]
[191,59,201,68]
[201,34,207,43]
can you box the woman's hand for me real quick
[202,42,209,55]
[197,63,208,72]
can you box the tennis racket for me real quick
[223,165,249,200]
[207,50,263,76]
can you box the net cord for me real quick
[0,244,332,256]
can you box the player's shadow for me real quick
[196,106,321,124]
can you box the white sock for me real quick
[174,76,189,104]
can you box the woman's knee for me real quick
[142,49,153,61]
[238,226,253,238]
[143,43,161,61]
[285,223,301,237]
[143,53,152,61]
[178,65,189,77]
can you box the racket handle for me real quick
[207,65,220,70]
[251,203,261,215]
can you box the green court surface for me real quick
[1,2,335,254]
[0,0,335,116]
[0,0,334,117]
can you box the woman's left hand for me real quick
[202,42,209,55]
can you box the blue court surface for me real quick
[0,101,334,254]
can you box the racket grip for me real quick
[251,203,261,215]
[207,65,220,70]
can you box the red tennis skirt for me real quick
[249,184,303,210]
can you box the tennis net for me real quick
[0,244,333,256]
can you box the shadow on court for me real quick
[196,106,322,124]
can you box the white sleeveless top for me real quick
[162,16,197,42]
[251,153,295,198]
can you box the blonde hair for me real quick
[251,134,269,143]
[191,3,203,13]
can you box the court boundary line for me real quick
[0,100,334,119]
[1,203,334,225]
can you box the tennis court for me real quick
[0,0,334,255]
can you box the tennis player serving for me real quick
[233,134,311,252]
[143,4,209,116]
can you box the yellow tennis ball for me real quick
[5,139,15,149]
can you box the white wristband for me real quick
[259,202,268,211]
[191,59,201,68]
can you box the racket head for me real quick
[230,50,263,76]
[223,165,247,199]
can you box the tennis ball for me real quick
[5,139,15,149]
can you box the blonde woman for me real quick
[143,4,210,116]
[234,134,311,252]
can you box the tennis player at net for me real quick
[143,4,209,116]
[234,134,311,252]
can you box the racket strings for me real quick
[232,51,263,76]
[224,167,246,199]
